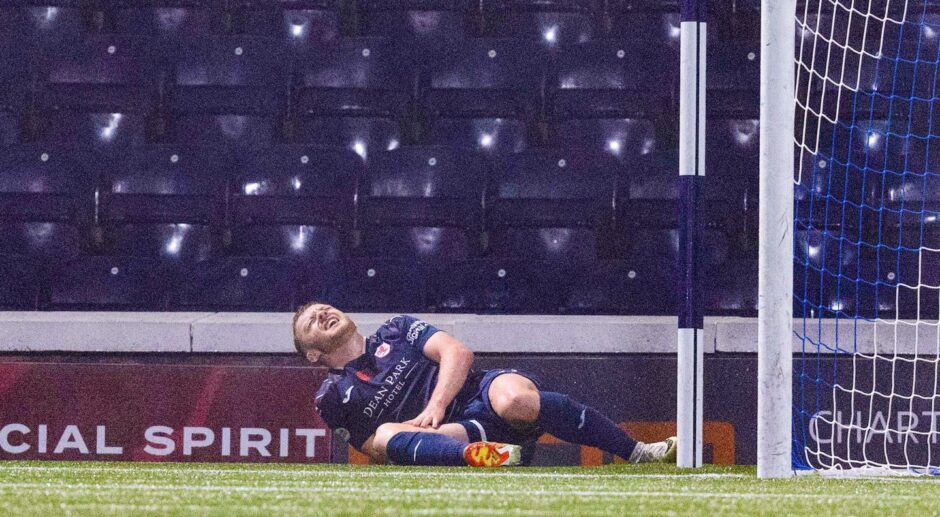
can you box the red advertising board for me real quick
[0,362,331,463]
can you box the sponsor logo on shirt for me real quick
[342,386,354,404]
[406,321,429,345]
[375,343,391,358]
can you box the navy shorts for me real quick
[454,368,543,446]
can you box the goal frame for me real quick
[757,0,797,479]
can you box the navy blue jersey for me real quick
[315,315,468,449]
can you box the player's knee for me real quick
[371,423,404,457]
[492,388,540,424]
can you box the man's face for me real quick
[294,303,357,358]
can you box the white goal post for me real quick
[758,0,797,479]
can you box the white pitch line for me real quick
[0,482,925,501]
[0,464,746,480]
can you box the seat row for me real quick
[6,237,937,319]
[0,33,760,124]
[0,143,758,263]
[0,253,758,315]
[0,1,767,54]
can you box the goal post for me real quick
[757,0,797,479]
[764,0,940,476]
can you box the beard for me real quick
[315,315,358,354]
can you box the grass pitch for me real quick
[1,461,939,516]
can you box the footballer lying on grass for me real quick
[293,303,677,467]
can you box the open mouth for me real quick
[325,317,339,330]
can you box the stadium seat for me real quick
[566,259,673,315]
[550,118,657,159]
[238,2,340,54]
[359,146,485,261]
[488,226,597,262]
[0,254,43,310]
[48,256,173,310]
[170,114,278,149]
[0,145,92,259]
[426,117,528,155]
[0,111,18,144]
[97,146,229,261]
[287,116,402,162]
[707,41,760,117]
[36,35,156,113]
[487,149,620,260]
[167,37,290,107]
[704,260,758,316]
[621,148,749,239]
[610,10,681,52]
[175,257,301,311]
[294,37,411,118]
[358,226,476,263]
[27,111,147,147]
[430,258,570,313]
[229,146,360,259]
[550,40,676,120]
[332,258,427,312]
[422,38,549,119]
[0,5,101,49]
[359,1,471,56]
[113,5,229,44]
[361,146,485,227]
[485,6,594,49]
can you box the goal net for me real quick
[793,0,940,474]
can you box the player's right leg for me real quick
[370,422,522,467]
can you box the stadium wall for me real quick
[0,313,924,466]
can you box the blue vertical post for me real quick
[677,0,706,468]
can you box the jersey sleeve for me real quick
[383,315,440,354]
[314,377,371,451]
[314,378,344,430]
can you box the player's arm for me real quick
[403,331,474,429]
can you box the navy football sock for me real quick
[385,432,468,466]
[537,391,638,461]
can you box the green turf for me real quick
[1,461,939,516]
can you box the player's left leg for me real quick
[373,422,521,467]
[487,373,676,464]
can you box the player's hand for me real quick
[403,404,446,429]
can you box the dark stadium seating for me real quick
[168,36,291,114]
[0,112,18,145]
[550,118,657,159]
[551,40,676,119]
[288,116,402,161]
[707,41,760,116]
[332,258,427,312]
[0,145,91,259]
[487,9,594,49]
[175,257,300,311]
[431,258,570,313]
[113,4,228,43]
[487,149,619,261]
[37,35,156,113]
[423,38,549,119]
[238,2,341,54]
[359,1,470,56]
[0,254,42,310]
[566,259,672,315]
[97,146,228,261]
[358,146,486,261]
[0,0,773,315]
[49,256,173,310]
[294,37,410,118]
[427,117,528,156]
[229,145,359,260]
[610,11,681,51]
